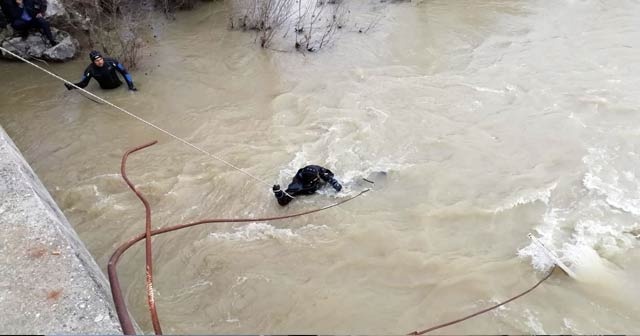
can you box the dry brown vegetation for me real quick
[56,0,381,66]
[229,0,349,51]
[63,0,147,68]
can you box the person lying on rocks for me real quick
[1,0,56,46]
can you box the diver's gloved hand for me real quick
[64,83,74,90]
[272,184,284,197]
[320,171,332,180]
[329,179,342,192]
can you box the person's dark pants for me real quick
[11,17,55,44]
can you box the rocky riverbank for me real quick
[0,0,79,61]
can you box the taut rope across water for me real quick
[0,46,273,188]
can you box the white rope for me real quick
[0,46,275,189]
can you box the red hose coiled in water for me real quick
[117,141,162,334]
[108,141,370,334]
[108,141,554,335]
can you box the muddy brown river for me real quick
[1,0,639,333]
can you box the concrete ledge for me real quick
[0,125,123,334]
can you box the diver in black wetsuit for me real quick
[272,165,342,206]
[64,50,137,91]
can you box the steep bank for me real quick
[0,125,125,334]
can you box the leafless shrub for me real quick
[355,12,383,34]
[257,0,296,47]
[228,0,295,48]
[156,0,200,17]
[228,0,347,51]
[296,0,347,52]
[62,0,148,68]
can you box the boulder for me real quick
[44,0,92,31]
[44,0,70,27]
[67,8,92,31]
[1,35,46,58]
[43,34,77,61]
[45,0,67,20]
[1,28,78,61]
[0,26,11,41]
[0,1,83,62]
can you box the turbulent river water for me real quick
[1,0,640,333]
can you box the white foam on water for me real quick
[516,207,562,271]
[561,244,621,283]
[563,318,582,334]
[278,155,412,198]
[583,173,640,216]
[209,222,297,242]
[523,309,546,335]
[521,210,639,278]
[582,147,640,215]
[519,146,640,279]
[279,118,415,197]
[208,223,331,242]
[571,219,639,258]
[494,183,557,213]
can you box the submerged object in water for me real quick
[528,233,577,279]
[360,171,388,188]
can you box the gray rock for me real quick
[26,35,47,57]
[45,0,91,31]
[45,0,67,19]
[0,26,11,41]
[44,0,68,26]
[67,8,92,31]
[1,29,78,61]
[43,36,76,61]
[1,37,32,58]
[1,35,47,59]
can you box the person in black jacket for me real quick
[0,1,8,27]
[1,0,56,45]
[65,50,138,91]
[272,165,342,206]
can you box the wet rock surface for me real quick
[1,27,78,61]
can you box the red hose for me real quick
[108,141,370,334]
[110,141,554,335]
[408,267,557,335]
[119,141,163,334]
